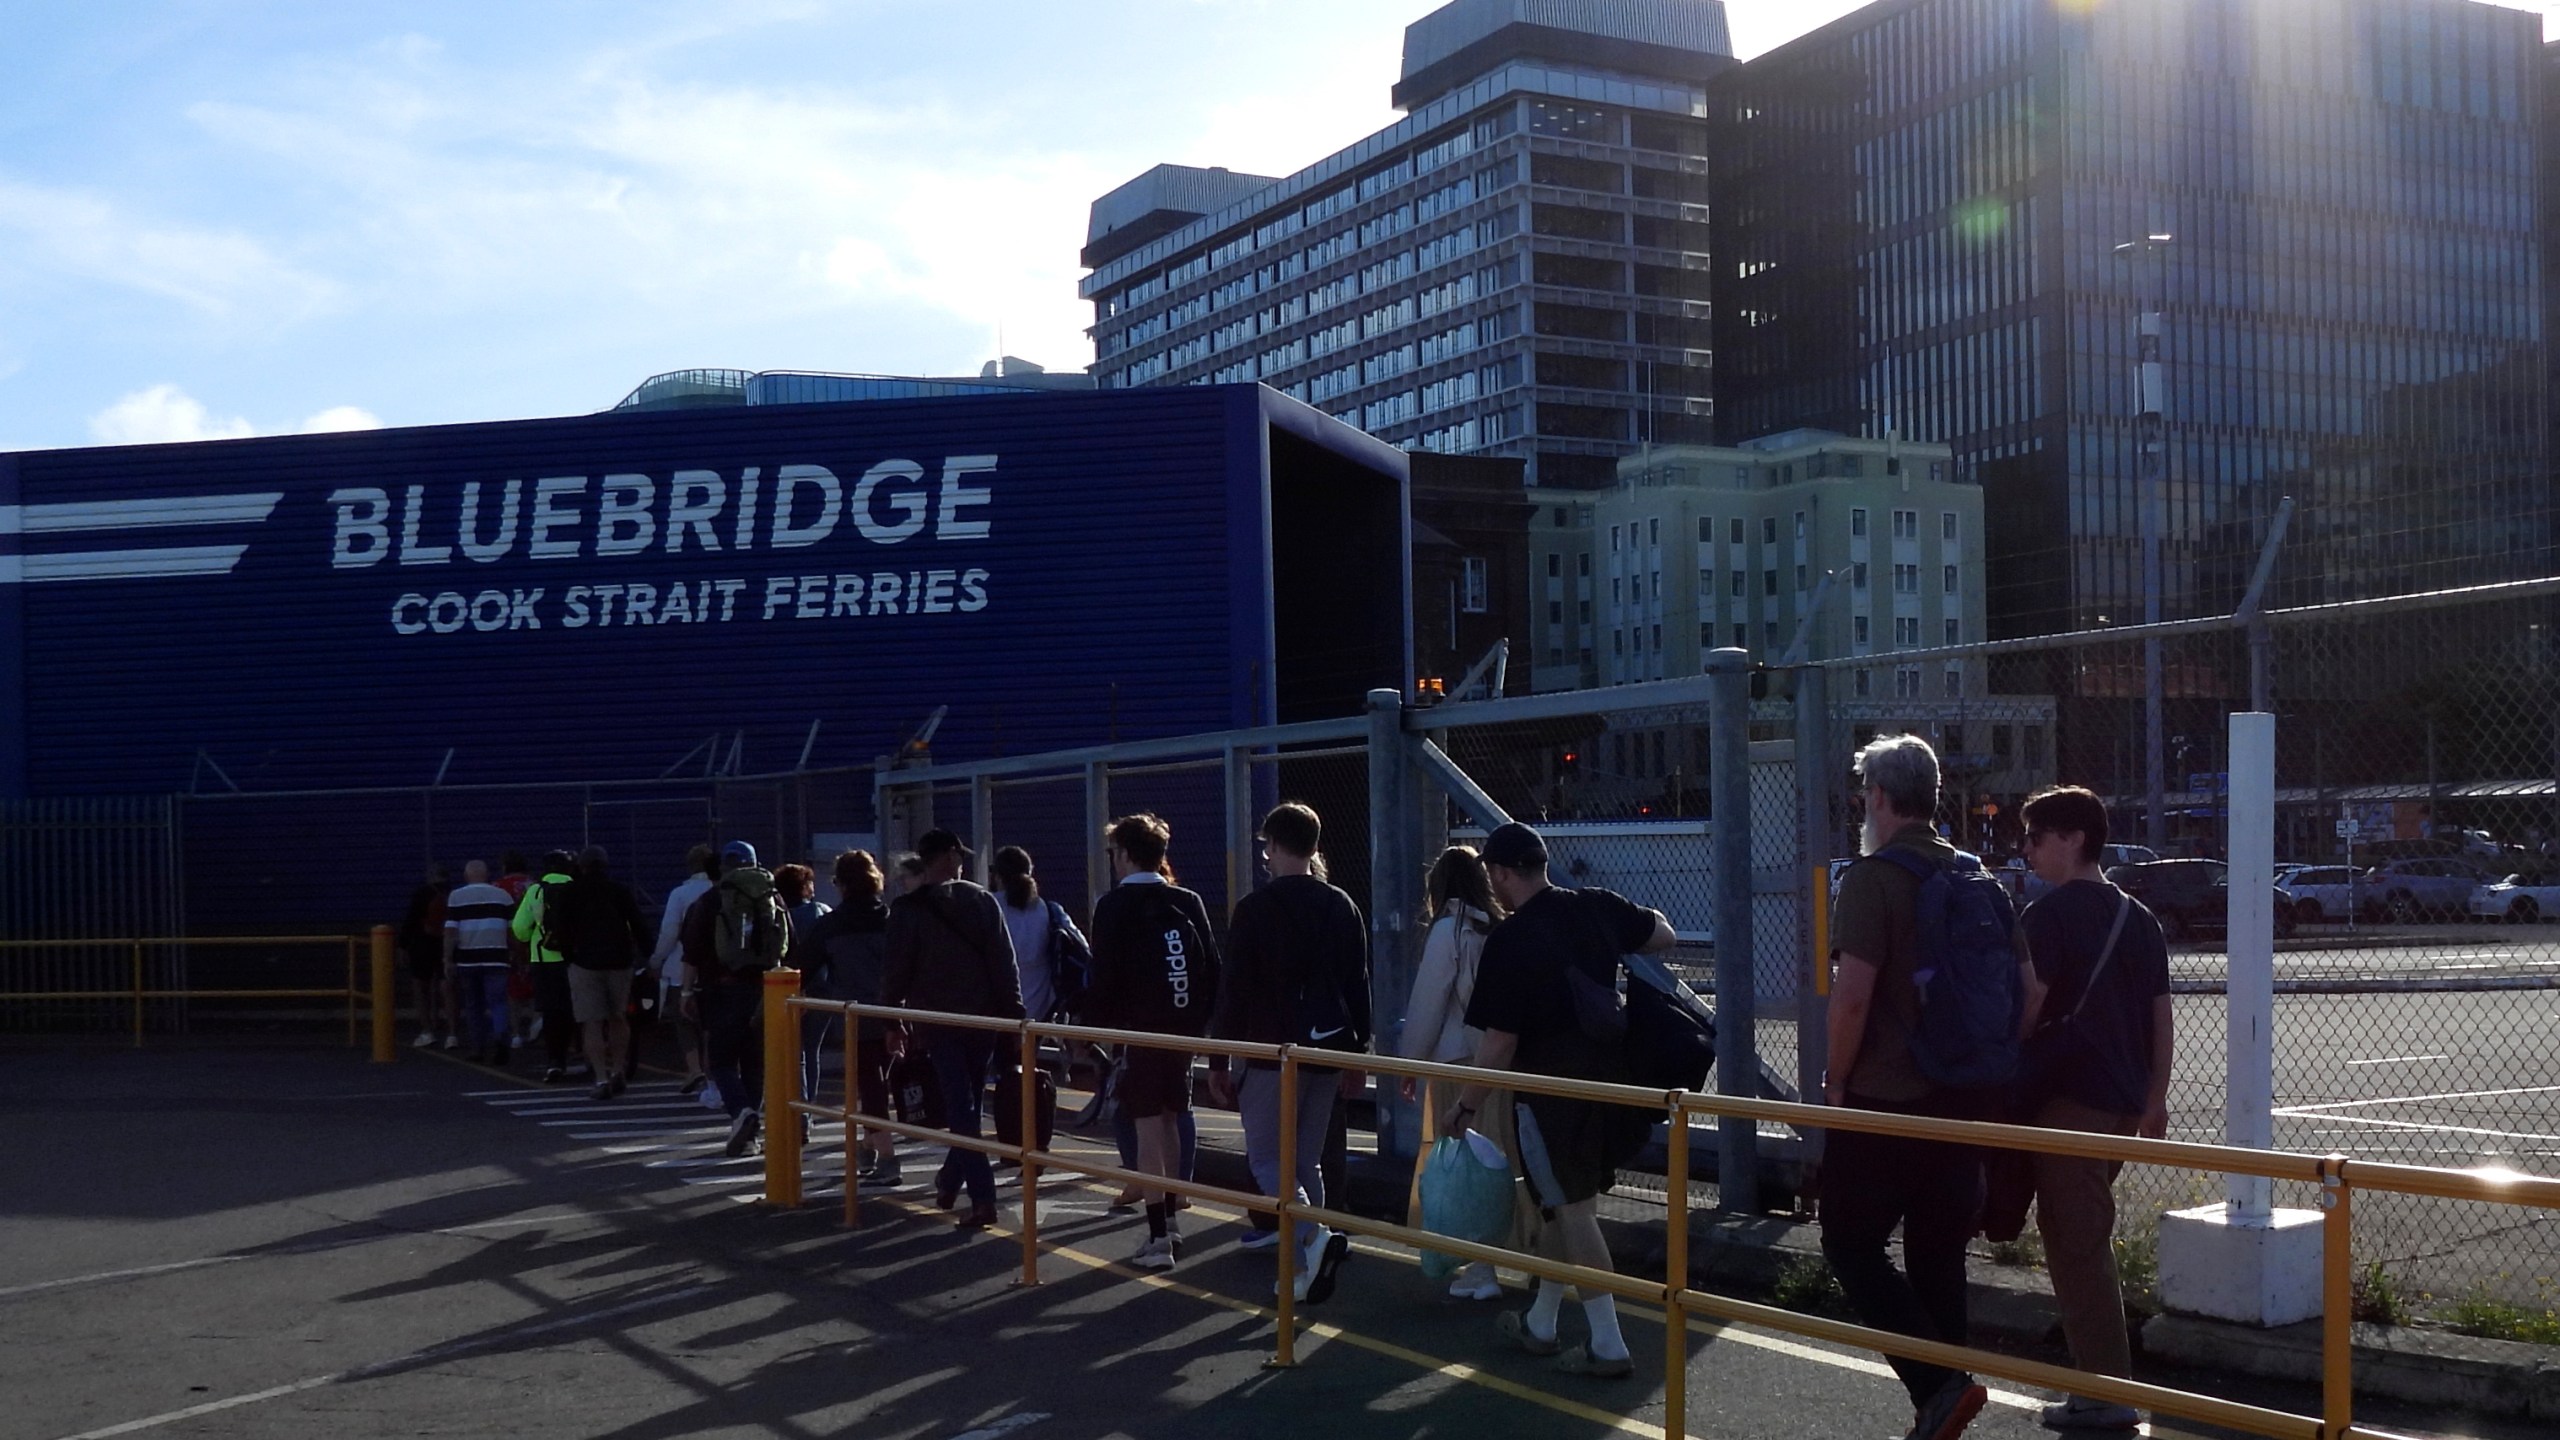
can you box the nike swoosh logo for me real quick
[1309,1026,1346,1040]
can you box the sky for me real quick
[0,0,2543,451]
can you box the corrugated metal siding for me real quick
[9,387,1262,798]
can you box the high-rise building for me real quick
[1710,0,2549,636]
[1081,0,1735,490]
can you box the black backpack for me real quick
[1047,901,1094,1017]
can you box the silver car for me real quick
[2277,865,2366,924]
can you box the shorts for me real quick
[568,965,633,1025]
[1115,1046,1194,1119]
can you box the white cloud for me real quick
[0,179,337,322]
[87,385,254,445]
[299,404,382,433]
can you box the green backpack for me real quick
[710,867,790,974]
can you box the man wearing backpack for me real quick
[883,828,1023,1231]
[1823,734,2037,1440]
[1207,802,1367,1299]
[1446,821,1675,1379]
[1088,813,1221,1270]
[2014,786,2169,1433]
[681,841,792,1157]
[509,850,585,1084]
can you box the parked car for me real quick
[2102,843,2162,868]
[2106,859,2298,943]
[2467,872,2560,923]
[2367,857,2500,922]
[2276,865,2368,924]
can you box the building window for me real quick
[1648,517,1660,545]
[1852,615,1870,645]
[1894,563,1919,594]
[1699,567,1714,597]
[1732,624,1747,648]
[1794,512,1806,540]
[1941,512,1958,542]
[1852,561,1869,590]
[1854,668,1872,698]
[1943,617,1960,645]
[1942,665,1962,698]
[1895,616,1919,647]
[1730,571,1746,598]
[1895,665,1921,699]
[1610,524,1622,552]
[1700,622,1714,646]
[1943,564,1958,595]
[1697,516,1712,543]
[1892,510,1918,540]
[1546,553,1561,578]
[1729,517,1743,545]
[1762,516,1778,545]
[1851,507,1868,537]
[1651,623,1661,651]
[1460,556,1488,614]
[1612,577,1623,604]
[1763,570,1778,596]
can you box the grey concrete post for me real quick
[1794,665,1832,1136]
[1367,687,1420,1162]
[1084,761,1110,919]
[1704,648,1759,1212]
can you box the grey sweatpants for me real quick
[1240,1066,1337,1249]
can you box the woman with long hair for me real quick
[797,850,900,1183]
[1401,844,1526,1301]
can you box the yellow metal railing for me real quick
[1,926,398,1059]
[760,971,2560,1440]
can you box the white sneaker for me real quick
[1448,1266,1503,1302]
[1130,1235,1176,1271]
[440,1035,459,1050]
[1238,1227,1282,1252]
[412,1031,437,1049]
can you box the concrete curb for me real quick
[1166,1120,2560,1421]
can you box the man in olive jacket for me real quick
[883,828,1023,1230]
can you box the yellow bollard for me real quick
[1663,1098,1691,1439]
[2321,1163,2354,1439]
[761,969,803,1207]
[370,926,396,1063]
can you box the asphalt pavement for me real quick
[0,1044,2545,1440]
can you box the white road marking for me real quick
[2273,1083,2560,1114]
[0,1256,243,1301]
[50,1286,715,1439]
[951,1412,1051,1440]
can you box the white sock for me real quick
[1526,1279,1567,1340]
[1582,1294,1628,1360]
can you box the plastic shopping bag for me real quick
[1417,1131,1514,1280]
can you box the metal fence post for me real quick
[1704,649,1758,1213]
[1084,761,1111,918]
[970,775,994,888]
[1225,746,1255,917]
[1366,688,1420,1162]
[1794,666,1832,1128]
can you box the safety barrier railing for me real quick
[758,971,2560,1440]
[2,927,401,1059]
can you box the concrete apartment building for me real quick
[1079,0,1732,491]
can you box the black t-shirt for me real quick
[2019,879,2170,1115]
[1465,885,1656,1046]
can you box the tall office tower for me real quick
[1710,0,2549,636]
[1082,0,1735,490]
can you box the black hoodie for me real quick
[1087,879,1222,1038]
[1212,873,1370,1059]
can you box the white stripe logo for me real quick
[0,492,280,584]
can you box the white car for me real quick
[2467,874,2560,923]
[2278,865,2367,924]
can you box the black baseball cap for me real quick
[915,828,973,864]
[1482,821,1548,870]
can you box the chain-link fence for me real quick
[1820,578,2560,1311]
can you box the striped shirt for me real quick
[444,882,517,965]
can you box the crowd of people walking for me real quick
[395,730,2172,1438]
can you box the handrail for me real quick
[1,929,399,1058]
[765,979,2560,1440]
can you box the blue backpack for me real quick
[1873,847,2022,1088]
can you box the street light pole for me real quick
[2116,233,2174,853]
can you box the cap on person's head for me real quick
[1482,821,1548,871]
[915,828,973,865]
[720,840,758,868]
